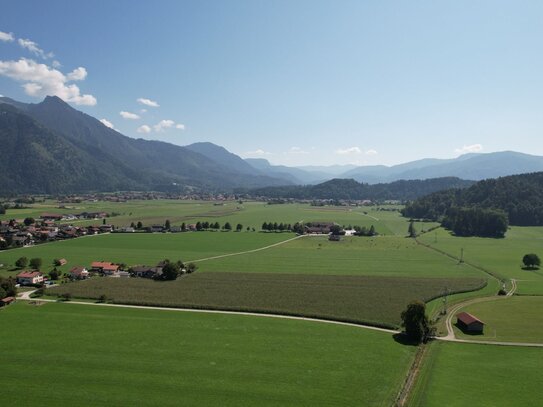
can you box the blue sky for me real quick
[1,1,543,166]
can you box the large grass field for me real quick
[0,232,294,276]
[46,273,485,328]
[454,296,543,343]
[410,341,543,407]
[1,302,415,406]
[418,226,543,294]
[199,235,489,279]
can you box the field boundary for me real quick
[17,295,400,334]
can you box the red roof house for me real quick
[16,271,44,285]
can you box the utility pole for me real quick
[459,248,464,264]
[441,287,449,315]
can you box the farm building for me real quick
[16,271,44,285]
[456,312,485,334]
[0,296,15,307]
[69,266,89,280]
[131,265,163,279]
[57,258,68,266]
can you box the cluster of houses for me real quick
[13,260,166,286]
[0,216,113,249]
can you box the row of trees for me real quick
[261,222,294,232]
[0,204,5,215]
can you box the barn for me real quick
[456,312,485,334]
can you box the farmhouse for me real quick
[131,265,163,279]
[57,258,68,266]
[456,312,485,334]
[304,222,336,234]
[91,262,120,275]
[69,266,89,280]
[16,271,44,285]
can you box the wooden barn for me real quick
[456,312,485,334]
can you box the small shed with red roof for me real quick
[456,312,485,334]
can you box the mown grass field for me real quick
[454,296,543,343]
[418,226,543,294]
[46,272,485,328]
[0,232,294,276]
[199,235,488,279]
[1,302,415,406]
[410,341,543,407]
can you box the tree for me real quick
[29,258,42,270]
[330,225,342,236]
[15,257,28,269]
[165,219,171,230]
[262,222,269,231]
[49,269,60,281]
[236,223,243,232]
[0,277,17,297]
[224,222,232,231]
[102,218,106,225]
[98,294,107,303]
[408,221,417,238]
[196,221,203,231]
[368,225,376,236]
[0,286,6,299]
[23,217,35,226]
[400,300,431,343]
[181,222,186,231]
[522,253,541,269]
[137,221,143,230]
[130,222,136,228]
[158,260,180,281]
[0,204,5,215]
[186,263,198,273]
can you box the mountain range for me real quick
[2,95,543,195]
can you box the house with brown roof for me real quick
[90,262,120,276]
[41,213,63,221]
[69,266,89,280]
[131,265,163,279]
[0,296,15,307]
[456,312,485,334]
[16,271,44,286]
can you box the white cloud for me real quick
[175,124,185,130]
[0,58,96,105]
[119,111,140,120]
[454,144,483,154]
[335,146,362,155]
[137,125,152,133]
[245,149,272,156]
[66,67,87,81]
[140,109,147,113]
[18,38,53,59]
[52,60,62,68]
[100,118,114,129]
[285,146,309,155]
[137,97,159,107]
[365,149,378,155]
[153,119,175,132]
[0,31,14,42]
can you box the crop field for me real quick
[198,235,489,279]
[454,296,543,343]
[0,232,294,275]
[418,226,543,294]
[1,302,416,406]
[410,341,543,407]
[46,272,485,328]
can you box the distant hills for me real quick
[402,172,543,226]
[2,95,543,195]
[0,96,290,194]
[244,177,475,201]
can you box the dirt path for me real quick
[188,234,308,263]
[17,294,399,334]
[395,344,428,407]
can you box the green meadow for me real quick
[418,226,543,294]
[1,302,415,407]
[455,296,543,343]
[411,341,543,407]
[0,232,293,275]
[199,235,488,279]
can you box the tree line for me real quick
[402,172,543,228]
